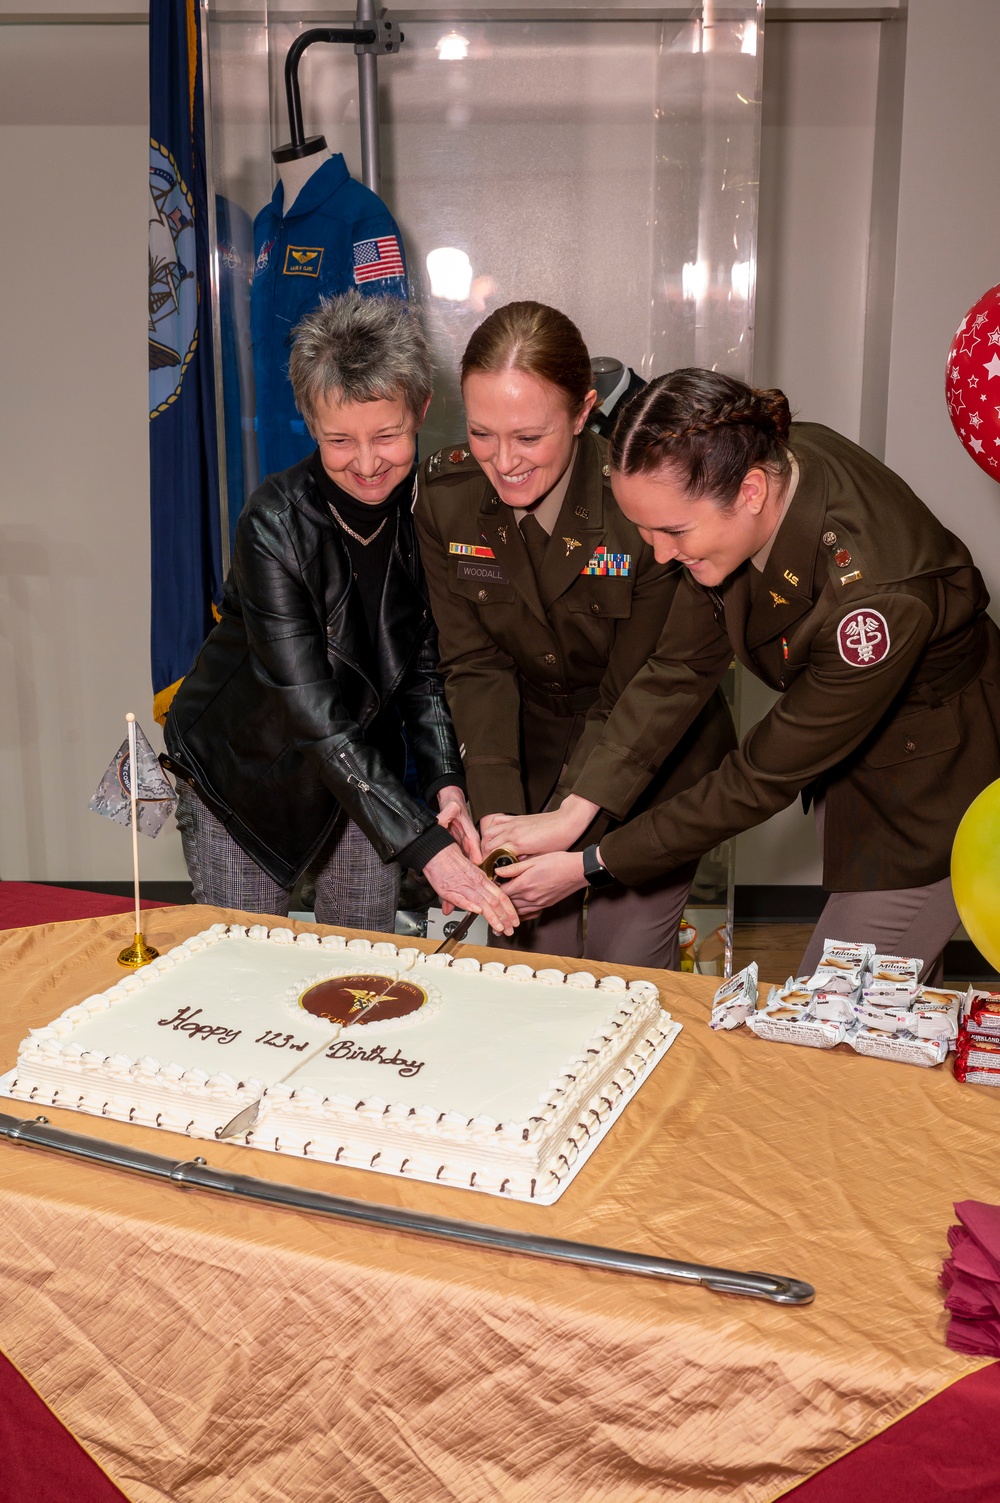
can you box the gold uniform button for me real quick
[477,589,489,603]
[543,653,557,666]
[905,739,917,752]
[590,602,602,615]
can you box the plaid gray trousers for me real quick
[175,783,400,933]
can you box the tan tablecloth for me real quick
[0,907,991,1503]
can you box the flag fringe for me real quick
[153,678,184,726]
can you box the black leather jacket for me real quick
[164,457,463,887]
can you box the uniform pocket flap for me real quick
[565,578,634,620]
[862,702,960,767]
[450,570,517,605]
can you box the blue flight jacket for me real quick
[250,153,408,479]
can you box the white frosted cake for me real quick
[1,924,680,1203]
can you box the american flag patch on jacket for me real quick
[353,236,405,284]
[581,546,631,577]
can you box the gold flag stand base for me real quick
[118,932,159,969]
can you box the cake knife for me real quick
[214,848,517,1141]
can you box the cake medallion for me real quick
[298,974,428,1027]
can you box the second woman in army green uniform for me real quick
[413,302,735,968]
[489,368,1000,981]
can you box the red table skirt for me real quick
[0,883,997,1503]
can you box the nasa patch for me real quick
[836,608,890,666]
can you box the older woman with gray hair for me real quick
[165,290,517,935]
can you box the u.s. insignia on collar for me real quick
[783,569,799,587]
[769,590,790,608]
[449,448,469,465]
[563,537,581,556]
[574,505,588,520]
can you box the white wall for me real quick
[0,23,188,880]
[883,0,1000,604]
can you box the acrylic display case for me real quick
[202,0,765,971]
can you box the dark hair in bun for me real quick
[610,368,792,505]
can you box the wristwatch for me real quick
[582,844,615,889]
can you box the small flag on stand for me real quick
[89,715,175,968]
[89,721,177,838]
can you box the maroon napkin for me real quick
[944,1201,1000,1356]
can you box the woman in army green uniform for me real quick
[489,368,1000,981]
[413,304,735,968]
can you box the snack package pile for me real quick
[954,991,1000,1086]
[711,942,966,1067]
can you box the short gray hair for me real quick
[289,290,434,430]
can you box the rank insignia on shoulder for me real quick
[449,448,470,465]
[581,546,630,577]
[840,570,863,586]
[426,449,444,476]
[450,542,496,559]
[769,590,790,608]
[563,537,582,556]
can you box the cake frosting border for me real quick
[2,924,678,1203]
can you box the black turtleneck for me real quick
[311,453,411,643]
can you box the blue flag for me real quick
[148,0,221,724]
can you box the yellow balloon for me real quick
[951,777,1000,971]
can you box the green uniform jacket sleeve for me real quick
[600,588,936,885]
[564,571,733,816]
[413,475,527,818]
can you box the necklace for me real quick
[328,501,390,547]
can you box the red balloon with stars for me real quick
[946,283,1000,482]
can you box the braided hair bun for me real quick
[611,369,792,504]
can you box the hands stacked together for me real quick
[422,789,602,936]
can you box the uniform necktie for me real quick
[519,512,549,574]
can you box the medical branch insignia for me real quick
[450,542,496,559]
[563,537,582,556]
[769,591,790,608]
[283,246,324,276]
[836,608,890,666]
[581,546,631,577]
